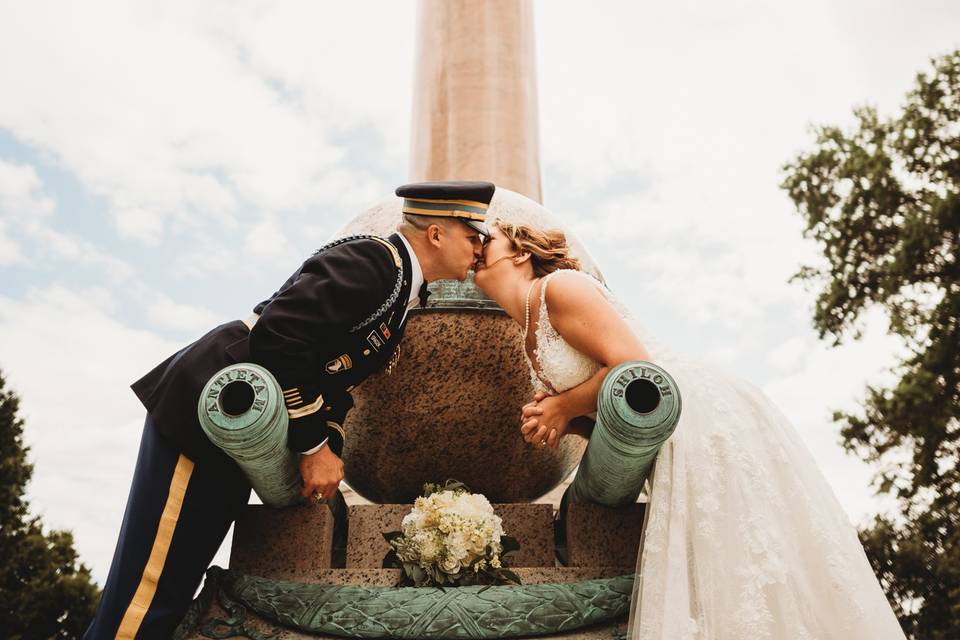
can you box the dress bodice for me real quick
[527,270,603,395]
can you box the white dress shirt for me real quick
[397,231,425,322]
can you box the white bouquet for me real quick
[383,480,521,587]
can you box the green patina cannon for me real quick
[197,359,680,513]
[566,360,681,508]
[198,363,304,507]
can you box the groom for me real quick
[84,181,493,639]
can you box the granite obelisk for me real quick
[409,0,542,201]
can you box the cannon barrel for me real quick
[565,361,681,508]
[197,363,303,507]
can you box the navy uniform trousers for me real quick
[83,416,250,639]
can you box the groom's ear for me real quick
[427,223,443,247]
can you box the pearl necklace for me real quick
[522,278,539,340]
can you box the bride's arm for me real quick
[521,273,650,447]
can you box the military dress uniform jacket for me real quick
[130,233,415,463]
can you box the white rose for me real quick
[433,491,457,510]
[439,556,461,574]
[402,510,426,533]
[451,494,493,521]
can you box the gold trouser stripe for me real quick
[115,454,195,639]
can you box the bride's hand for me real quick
[519,392,548,441]
[521,394,572,448]
[520,392,548,420]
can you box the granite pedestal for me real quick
[181,497,646,640]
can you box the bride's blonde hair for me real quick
[494,220,582,278]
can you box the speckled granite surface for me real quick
[229,503,334,580]
[564,501,646,568]
[342,312,588,504]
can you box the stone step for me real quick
[345,502,556,569]
[228,499,647,582]
[562,501,645,568]
[265,565,633,586]
[229,503,335,581]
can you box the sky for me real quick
[1,1,958,586]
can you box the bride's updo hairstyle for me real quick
[495,220,582,278]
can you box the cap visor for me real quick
[462,219,489,236]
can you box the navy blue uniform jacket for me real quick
[130,234,415,463]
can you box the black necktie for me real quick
[418,282,431,308]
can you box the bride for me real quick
[472,220,905,639]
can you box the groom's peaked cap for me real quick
[396,180,494,236]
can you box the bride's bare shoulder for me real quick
[543,270,606,315]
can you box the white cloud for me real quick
[0,1,415,249]
[0,285,181,581]
[114,207,166,246]
[762,308,908,524]
[0,158,55,219]
[146,294,224,335]
[243,216,295,261]
[0,219,25,265]
[0,158,134,278]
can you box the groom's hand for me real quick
[300,446,344,502]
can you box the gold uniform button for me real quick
[363,349,371,356]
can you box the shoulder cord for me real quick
[311,235,405,334]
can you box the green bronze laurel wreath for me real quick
[176,566,634,639]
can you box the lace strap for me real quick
[538,270,565,317]
[540,269,602,317]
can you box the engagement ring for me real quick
[312,491,324,503]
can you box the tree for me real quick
[0,371,100,639]
[782,50,960,639]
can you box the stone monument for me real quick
[177,2,664,638]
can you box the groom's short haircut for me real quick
[398,213,459,238]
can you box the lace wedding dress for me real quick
[525,269,905,640]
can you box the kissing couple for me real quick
[84,181,904,639]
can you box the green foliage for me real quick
[0,371,100,639]
[782,49,960,638]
